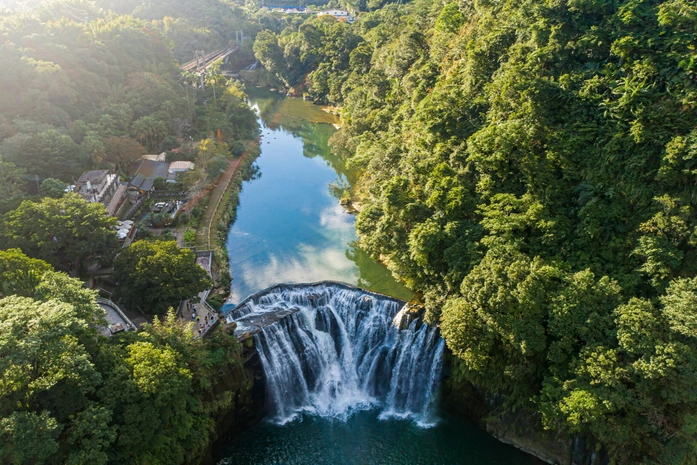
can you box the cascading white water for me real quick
[227,283,445,427]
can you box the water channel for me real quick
[218,88,540,464]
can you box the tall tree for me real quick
[0,156,27,214]
[0,249,51,298]
[102,136,147,173]
[113,240,212,314]
[0,194,119,270]
[0,295,104,465]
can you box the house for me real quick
[317,9,354,22]
[128,159,170,197]
[167,161,195,181]
[75,169,125,214]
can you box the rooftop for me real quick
[168,161,195,173]
[136,160,170,179]
[77,169,110,185]
[142,153,167,162]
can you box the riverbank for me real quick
[209,141,261,303]
[207,89,572,465]
[182,139,261,308]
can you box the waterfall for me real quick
[228,283,445,427]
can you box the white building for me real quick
[317,9,354,22]
[168,161,195,174]
[75,170,119,205]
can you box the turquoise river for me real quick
[218,88,541,465]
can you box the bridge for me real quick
[180,47,238,74]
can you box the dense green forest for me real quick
[3,0,697,462]
[0,249,251,465]
[0,0,257,214]
[255,0,697,462]
[0,2,260,464]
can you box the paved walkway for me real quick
[179,251,218,337]
[195,155,244,249]
[179,291,219,337]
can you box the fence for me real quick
[96,297,137,331]
[123,194,149,220]
[151,190,187,198]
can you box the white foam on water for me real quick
[235,284,445,427]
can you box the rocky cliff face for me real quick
[198,337,268,465]
[441,357,607,465]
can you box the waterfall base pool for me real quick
[222,284,542,465]
[216,410,541,465]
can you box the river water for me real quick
[218,88,540,464]
[224,88,412,304]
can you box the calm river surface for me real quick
[218,88,540,464]
[225,88,411,304]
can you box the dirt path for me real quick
[194,156,244,249]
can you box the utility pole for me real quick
[194,50,207,90]
[235,30,244,47]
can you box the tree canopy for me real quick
[113,240,212,314]
[0,248,52,298]
[0,194,119,270]
[253,0,697,460]
[0,260,248,465]
[0,1,259,464]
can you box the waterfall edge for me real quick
[225,282,444,428]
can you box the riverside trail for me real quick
[194,150,249,250]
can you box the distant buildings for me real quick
[264,5,311,14]
[317,9,354,22]
[76,169,118,204]
[74,155,195,218]
[128,159,170,196]
[168,161,195,178]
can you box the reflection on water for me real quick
[225,88,411,304]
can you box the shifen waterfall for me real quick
[226,283,445,427]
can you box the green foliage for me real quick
[0,411,61,465]
[0,290,103,465]
[39,178,66,199]
[101,136,147,174]
[0,194,119,270]
[152,177,169,192]
[0,249,51,298]
[183,228,196,244]
[198,82,259,142]
[113,240,212,314]
[0,11,185,180]
[434,2,463,34]
[0,265,248,465]
[253,16,363,103]
[264,0,697,460]
[0,2,259,463]
[96,311,247,464]
[0,0,260,182]
[0,156,27,215]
